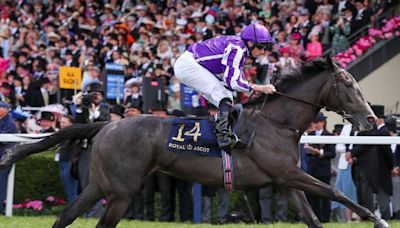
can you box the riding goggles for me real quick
[254,42,273,51]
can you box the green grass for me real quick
[0,216,399,228]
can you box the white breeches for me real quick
[173,51,233,107]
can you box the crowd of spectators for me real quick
[0,0,399,224]
[0,0,396,113]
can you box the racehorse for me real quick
[0,57,389,228]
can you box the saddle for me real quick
[166,105,250,191]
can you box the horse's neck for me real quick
[255,73,330,134]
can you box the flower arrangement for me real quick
[335,16,400,68]
[12,196,66,216]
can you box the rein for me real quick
[247,68,353,145]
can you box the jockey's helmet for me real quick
[241,23,274,50]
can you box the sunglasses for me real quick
[254,42,272,50]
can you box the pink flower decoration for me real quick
[26,200,43,211]
[384,33,393,39]
[46,196,55,202]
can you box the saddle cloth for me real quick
[167,117,236,191]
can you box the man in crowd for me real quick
[0,101,18,214]
[305,112,336,222]
[74,81,110,218]
[143,103,172,221]
[347,105,393,220]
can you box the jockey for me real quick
[174,23,276,149]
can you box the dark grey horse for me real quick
[0,58,388,228]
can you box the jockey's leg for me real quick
[174,51,239,150]
[215,98,239,149]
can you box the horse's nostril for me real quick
[367,115,377,124]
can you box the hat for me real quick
[40,111,54,121]
[0,101,10,109]
[1,82,11,89]
[371,105,385,118]
[299,8,310,16]
[39,77,51,86]
[333,124,344,133]
[312,112,327,123]
[65,49,73,56]
[47,32,61,41]
[86,82,103,94]
[171,109,185,117]
[280,47,290,54]
[290,32,302,40]
[127,99,143,113]
[385,117,398,133]
[269,52,279,61]
[110,105,125,118]
[194,107,209,117]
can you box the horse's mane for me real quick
[245,57,331,106]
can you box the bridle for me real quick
[249,66,354,140]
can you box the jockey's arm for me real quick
[250,84,276,95]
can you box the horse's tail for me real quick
[0,121,109,169]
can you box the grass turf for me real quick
[0,216,399,228]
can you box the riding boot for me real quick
[215,98,239,150]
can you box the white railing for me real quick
[1,134,399,217]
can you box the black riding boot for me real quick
[215,98,238,149]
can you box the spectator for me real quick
[385,116,400,219]
[74,82,110,218]
[124,100,143,118]
[28,77,56,107]
[353,0,373,31]
[305,29,323,61]
[316,0,334,16]
[279,47,296,72]
[110,105,125,122]
[143,105,173,221]
[0,101,18,214]
[56,115,78,203]
[287,32,304,62]
[38,111,56,133]
[330,12,351,55]
[305,112,336,222]
[347,105,393,220]
[331,124,357,222]
[258,186,288,223]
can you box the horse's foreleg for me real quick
[280,187,322,228]
[281,168,389,228]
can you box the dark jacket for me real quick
[74,103,111,124]
[306,129,336,178]
[28,87,57,107]
[393,144,400,168]
[0,113,18,158]
[351,125,393,195]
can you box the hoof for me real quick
[374,218,390,228]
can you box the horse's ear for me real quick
[326,56,338,70]
[326,56,333,67]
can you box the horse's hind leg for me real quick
[282,168,389,228]
[52,180,104,228]
[96,194,133,228]
[280,187,322,228]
